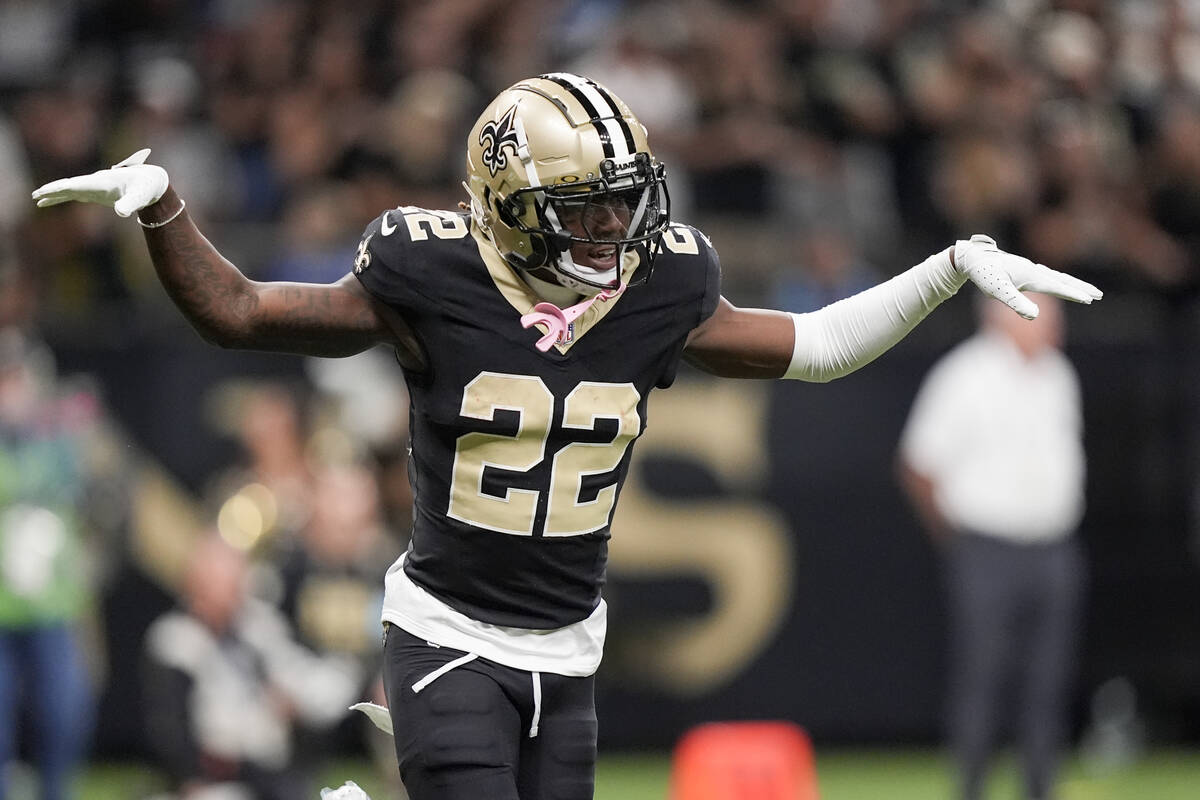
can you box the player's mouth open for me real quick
[581,247,618,270]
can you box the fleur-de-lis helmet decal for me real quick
[478,104,521,177]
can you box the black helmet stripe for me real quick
[588,83,638,155]
[541,74,614,157]
[542,73,633,159]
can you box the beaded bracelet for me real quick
[136,199,186,229]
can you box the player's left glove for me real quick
[319,781,372,800]
[954,234,1103,319]
[30,148,168,218]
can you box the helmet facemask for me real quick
[501,153,670,295]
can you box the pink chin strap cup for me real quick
[520,285,624,352]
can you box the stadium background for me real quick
[1,0,1200,796]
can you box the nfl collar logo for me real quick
[560,322,576,345]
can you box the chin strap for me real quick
[521,283,625,351]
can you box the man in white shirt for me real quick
[898,293,1087,800]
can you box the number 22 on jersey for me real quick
[447,373,642,537]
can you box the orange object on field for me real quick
[670,721,819,800]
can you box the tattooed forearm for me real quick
[139,188,389,357]
[142,198,258,344]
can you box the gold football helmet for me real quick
[464,73,671,295]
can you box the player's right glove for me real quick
[31,148,168,218]
[953,234,1103,319]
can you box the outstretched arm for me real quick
[138,187,397,357]
[682,300,794,378]
[33,151,415,360]
[684,237,1102,380]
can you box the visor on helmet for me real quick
[501,153,670,293]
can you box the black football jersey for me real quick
[353,206,720,628]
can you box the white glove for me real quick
[954,234,1103,319]
[31,148,168,218]
[319,781,372,800]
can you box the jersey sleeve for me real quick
[351,209,419,315]
[696,228,722,326]
[652,224,723,388]
[655,223,722,330]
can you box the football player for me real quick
[33,73,1101,800]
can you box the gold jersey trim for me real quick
[471,224,639,354]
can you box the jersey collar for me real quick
[471,225,638,354]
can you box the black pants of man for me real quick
[946,532,1086,800]
[382,624,598,800]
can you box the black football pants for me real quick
[382,624,598,800]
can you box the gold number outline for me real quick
[447,373,643,537]
[660,224,699,255]
[447,373,552,536]
[399,206,470,241]
[545,381,642,537]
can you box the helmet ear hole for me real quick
[498,197,522,227]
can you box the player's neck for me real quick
[522,272,583,307]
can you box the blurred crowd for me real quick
[0,0,1199,796]
[0,332,404,798]
[2,0,1199,324]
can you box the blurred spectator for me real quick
[0,1,75,88]
[0,115,33,234]
[273,460,392,664]
[142,534,360,800]
[207,382,316,554]
[115,54,240,223]
[568,3,700,218]
[264,185,360,285]
[770,224,883,313]
[1022,98,1188,291]
[898,294,1088,800]
[372,69,480,211]
[0,330,99,800]
[1144,94,1200,291]
[303,353,413,532]
[675,2,797,217]
[268,461,394,761]
[924,13,1040,244]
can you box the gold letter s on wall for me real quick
[608,378,792,695]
